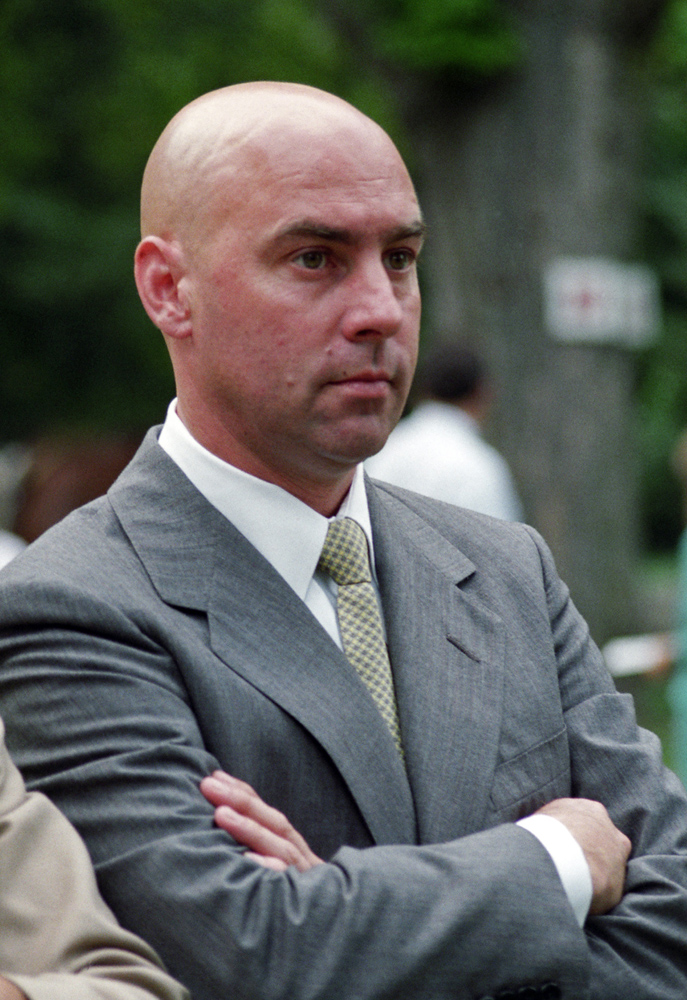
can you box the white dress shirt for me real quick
[158,400,591,925]
[158,401,376,649]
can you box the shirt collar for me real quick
[157,400,375,601]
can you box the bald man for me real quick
[0,82,686,1000]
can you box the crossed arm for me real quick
[0,777,633,1000]
[200,771,631,917]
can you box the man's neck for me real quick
[174,402,356,517]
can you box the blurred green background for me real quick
[3,0,687,546]
[4,0,687,767]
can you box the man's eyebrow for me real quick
[386,221,427,244]
[273,220,427,245]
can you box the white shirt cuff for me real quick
[517,813,593,926]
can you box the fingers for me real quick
[201,772,292,835]
[213,802,300,869]
[200,771,324,872]
[245,851,290,872]
[535,798,632,916]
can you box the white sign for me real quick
[543,257,660,347]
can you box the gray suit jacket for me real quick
[0,428,686,1000]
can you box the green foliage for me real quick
[638,0,687,549]
[0,0,521,442]
[0,0,353,438]
[373,0,521,75]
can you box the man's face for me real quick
[178,118,423,498]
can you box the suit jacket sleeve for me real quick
[524,523,687,997]
[0,720,189,1000]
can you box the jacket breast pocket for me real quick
[489,727,571,822]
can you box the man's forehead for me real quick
[270,218,426,247]
[144,83,419,246]
[215,126,421,243]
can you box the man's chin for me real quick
[318,430,393,469]
[320,409,400,460]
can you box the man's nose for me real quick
[340,261,409,340]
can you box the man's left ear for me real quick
[134,236,193,339]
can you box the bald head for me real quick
[140,82,405,251]
[135,81,422,510]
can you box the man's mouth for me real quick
[333,369,392,385]
[329,370,393,399]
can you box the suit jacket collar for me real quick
[109,431,505,846]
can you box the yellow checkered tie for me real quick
[318,517,403,756]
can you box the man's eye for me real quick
[295,250,328,270]
[386,249,413,271]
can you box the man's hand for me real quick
[535,798,632,915]
[201,774,631,915]
[200,771,324,872]
[0,976,28,1000]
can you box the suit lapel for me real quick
[109,433,416,846]
[368,481,506,844]
[206,546,417,846]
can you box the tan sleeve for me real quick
[0,721,189,1000]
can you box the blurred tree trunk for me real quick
[405,0,666,644]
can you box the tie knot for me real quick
[318,518,371,587]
